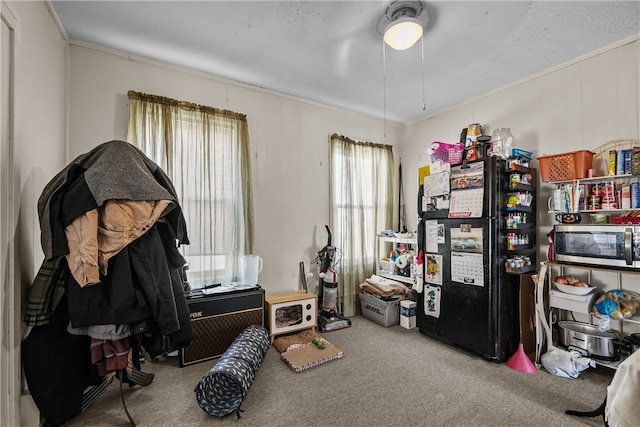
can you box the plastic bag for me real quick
[592,290,640,327]
[541,347,594,379]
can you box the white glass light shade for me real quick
[383,17,423,50]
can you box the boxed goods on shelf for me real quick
[632,147,640,175]
[611,215,640,224]
[512,148,533,161]
[537,150,595,182]
[379,259,397,275]
[360,291,400,327]
[400,300,417,329]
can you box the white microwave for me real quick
[554,225,640,269]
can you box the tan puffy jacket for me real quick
[65,199,173,287]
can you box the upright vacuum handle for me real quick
[325,224,332,246]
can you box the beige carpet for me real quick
[62,316,612,427]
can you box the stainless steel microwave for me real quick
[554,224,640,269]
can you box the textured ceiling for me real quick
[51,1,640,124]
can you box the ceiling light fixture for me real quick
[384,17,423,50]
[377,0,430,134]
[377,1,428,51]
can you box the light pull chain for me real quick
[383,39,387,141]
[421,33,426,111]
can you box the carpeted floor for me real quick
[62,316,613,427]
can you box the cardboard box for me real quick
[360,291,400,327]
[400,300,416,329]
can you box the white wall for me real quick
[1,1,68,426]
[66,36,640,295]
[13,1,68,275]
[66,42,401,295]
[399,36,640,328]
[400,36,640,263]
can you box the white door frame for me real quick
[1,3,20,426]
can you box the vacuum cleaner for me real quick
[314,225,351,332]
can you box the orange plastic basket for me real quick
[537,150,595,182]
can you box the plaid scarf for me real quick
[24,257,68,326]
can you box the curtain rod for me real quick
[127,90,246,121]
[329,133,393,150]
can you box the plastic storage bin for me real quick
[360,291,400,327]
[429,141,465,165]
[549,289,598,314]
[537,150,595,182]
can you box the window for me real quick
[127,91,254,287]
[329,133,393,315]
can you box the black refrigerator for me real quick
[416,156,536,362]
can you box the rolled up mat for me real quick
[195,325,270,417]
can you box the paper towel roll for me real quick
[395,255,409,269]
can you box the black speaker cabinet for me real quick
[180,287,265,367]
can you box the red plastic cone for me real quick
[506,343,537,373]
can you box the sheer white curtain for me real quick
[329,133,394,316]
[127,90,254,286]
